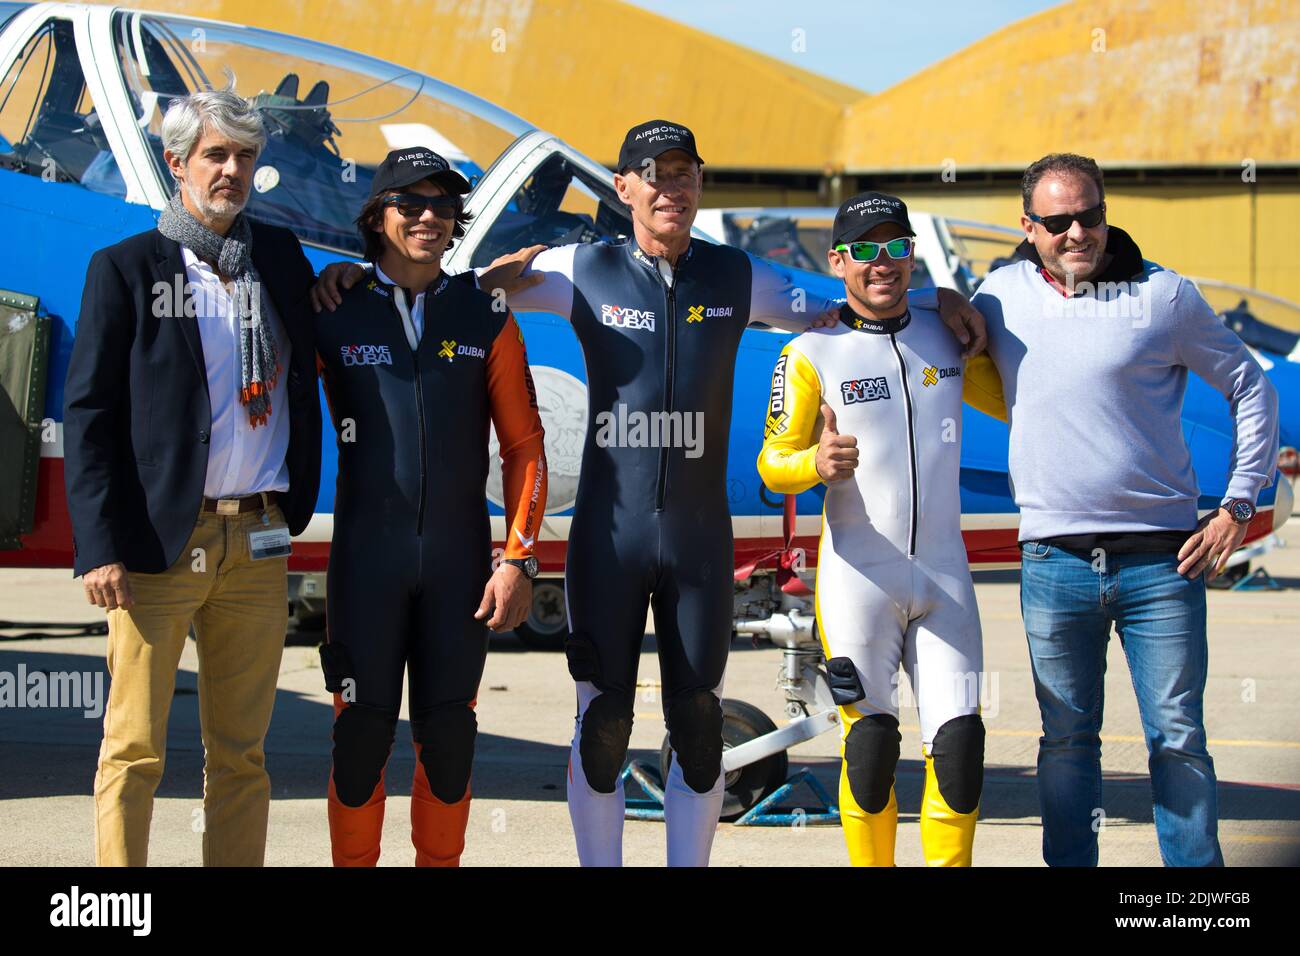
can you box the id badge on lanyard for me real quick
[248,510,292,560]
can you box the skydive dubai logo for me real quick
[686,303,734,323]
[601,303,656,331]
[841,376,891,404]
[765,354,789,437]
[341,344,393,366]
[595,402,704,458]
[922,365,961,387]
[437,340,486,362]
[50,886,151,936]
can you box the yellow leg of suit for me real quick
[919,752,978,866]
[816,556,900,867]
[837,726,898,867]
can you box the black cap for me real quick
[368,147,471,198]
[616,120,704,175]
[831,192,915,246]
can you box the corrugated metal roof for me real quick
[837,0,1300,171]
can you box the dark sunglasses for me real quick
[1027,202,1105,235]
[382,193,459,220]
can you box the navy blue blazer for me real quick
[63,222,322,576]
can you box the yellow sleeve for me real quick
[963,352,1007,422]
[757,344,824,494]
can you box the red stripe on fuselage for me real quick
[6,461,1278,574]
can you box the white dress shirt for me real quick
[182,247,292,499]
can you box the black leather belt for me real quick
[202,491,279,516]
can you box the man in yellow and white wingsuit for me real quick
[757,192,1006,866]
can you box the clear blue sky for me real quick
[620,0,1064,92]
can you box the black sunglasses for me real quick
[1027,202,1105,235]
[382,193,459,220]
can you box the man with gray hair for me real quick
[63,89,322,865]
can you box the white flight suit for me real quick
[758,304,1005,866]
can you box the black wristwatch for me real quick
[502,556,539,579]
[1221,499,1256,523]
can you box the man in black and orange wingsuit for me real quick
[314,147,547,866]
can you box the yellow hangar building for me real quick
[110,0,1300,302]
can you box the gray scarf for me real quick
[157,191,279,428]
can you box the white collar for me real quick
[656,257,674,288]
[181,246,217,276]
[373,262,412,295]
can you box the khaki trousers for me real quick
[93,505,289,866]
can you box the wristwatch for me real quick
[502,556,539,579]
[1220,498,1256,523]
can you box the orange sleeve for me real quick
[486,311,548,560]
[316,353,341,430]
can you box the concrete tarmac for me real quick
[2,520,1298,867]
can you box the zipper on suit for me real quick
[390,292,429,536]
[888,332,919,557]
[413,348,428,536]
[655,279,676,513]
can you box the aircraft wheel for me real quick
[514,578,568,650]
[658,698,788,821]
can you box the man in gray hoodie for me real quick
[972,152,1279,867]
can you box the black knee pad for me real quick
[332,705,397,807]
[843,713,901,814]
[930,715,985,814]
[411,704,478,804]
[666,690,724,794]
[578,691,634,794]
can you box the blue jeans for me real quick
[1019,543,1222,867]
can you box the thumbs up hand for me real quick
[816,402,858,482]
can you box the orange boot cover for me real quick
[411,750,471,868]
[327,694,396,867]
[328,773,387,867]
[409,700,478,867]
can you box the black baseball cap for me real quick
[831,191,915,246]
[368,147,471,198]
[617,120,704,175]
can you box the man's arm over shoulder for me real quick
[64,247,135,575]
[1171,275,1280,502]
[475,244,577,320]
[746,253,841,333]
